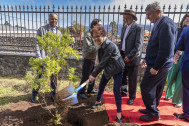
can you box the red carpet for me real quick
[103,92,188,125]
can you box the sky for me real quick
[0,0,188,9]
[0,0,189,30]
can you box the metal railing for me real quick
[0,4,188,55]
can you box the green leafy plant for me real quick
[67,68,79,87]
[26,31,80,125]
[54,113,62,125]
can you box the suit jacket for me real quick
[176,26,189,72]
[92,39,125,80]
[119,22,144,66]
[35,24,62,59]
[82,31,97,61]
[145,16,178,71]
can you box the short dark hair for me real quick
[90,18,101,29]
[92,24,106,37]
[180,13,189,27]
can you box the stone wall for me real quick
[0,53,34,77]
[0,53,145,81]
[0,53,83,79]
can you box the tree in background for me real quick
[109,21,118,36]
[57,26,67,34]
[15,25,26,29]
[4,21,11,26]
[68,21,86,37]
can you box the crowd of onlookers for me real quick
[31,1,189,123]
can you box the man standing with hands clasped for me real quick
[119,10,144,105]
[139,2,177,121]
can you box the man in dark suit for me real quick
[119,10,144,105]
[139,2,177,121]
[174,26,189,122]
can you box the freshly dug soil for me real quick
[0,93,109,126]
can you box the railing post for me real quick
[0,4,188,54]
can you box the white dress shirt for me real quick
[121,23,132,51]
[49,24,57,34]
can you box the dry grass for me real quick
[0,76,78,110]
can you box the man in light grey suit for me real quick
[31,13,61,103]
[119,10,144,105]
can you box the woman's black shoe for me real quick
[164,97,171,101]
[116,115,124,123]
[92,103,101,109]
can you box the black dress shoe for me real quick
[31,97,37,103]
[164,97,171,101]
[92,103,102,109]
[78,93,88,99]
[174,104,182,108]
[173,113,186,120]
[128,99,134,105]
[121,92,128,97]
[140,114,160,121]
[88,89,98,94]
[121,90,128,96]
[139,109,148,114]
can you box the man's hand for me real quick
[124,57,130,62]
[150,68,158,75]
[173,51,182,64]
[89,75,95,82]
[141,60,147,68]
[116,41,121,46]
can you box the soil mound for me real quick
[0,94,109,126]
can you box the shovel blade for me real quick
[61,93,78,105]
[60,85,75,99]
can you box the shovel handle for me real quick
[74,79,89,92]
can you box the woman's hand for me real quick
[89,75,95,82]
[141,60,147,68]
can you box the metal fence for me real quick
[0,4,188,55]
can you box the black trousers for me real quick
[182,72,189,118]
[140,67,170,116]
[32,74,57,97]
[120,51,139,99]
[79,58,95,94]
[122,65,139,99]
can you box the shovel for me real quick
[60,80,89,106]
